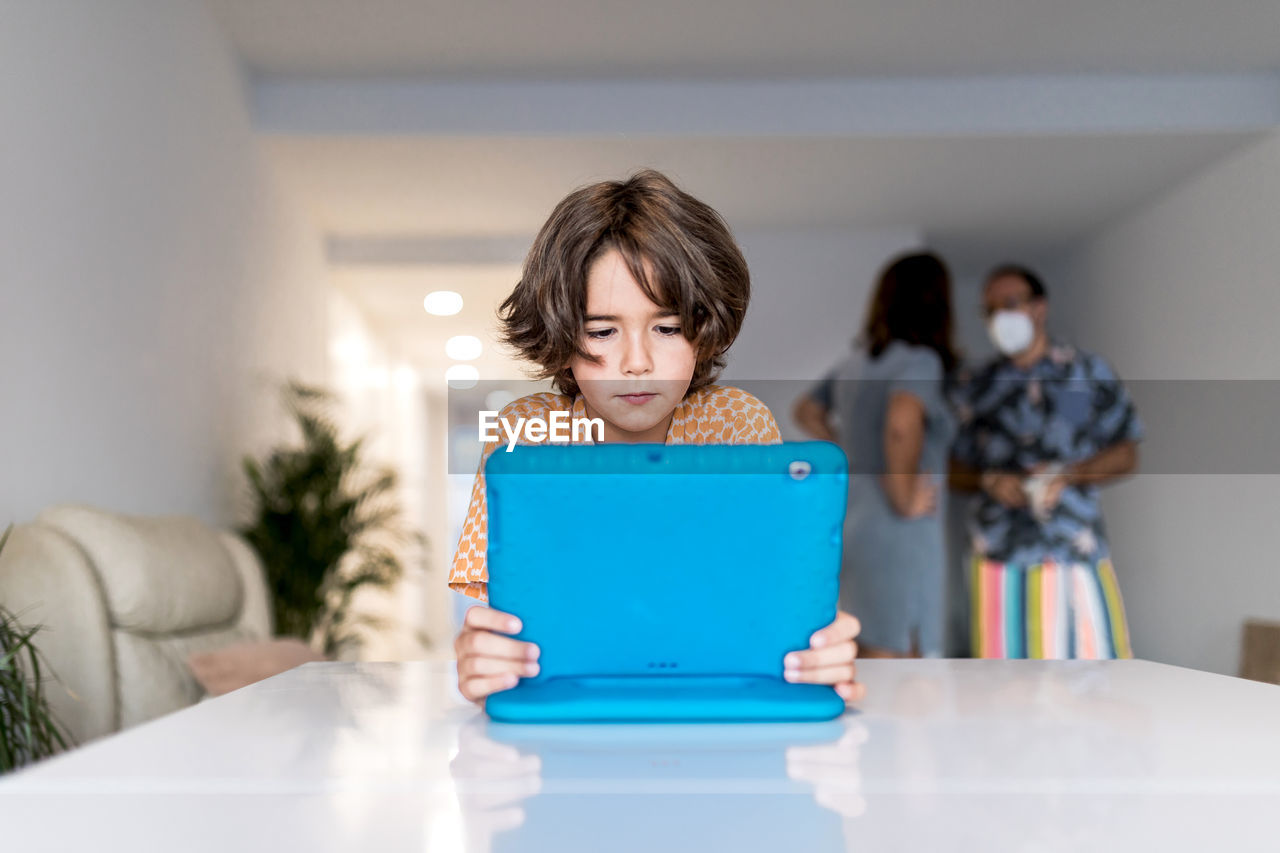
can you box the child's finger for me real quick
[465,605,523,635]
[809,611,861,649]
[459,655,540,680]
[458,628,539,662]
[784,662,858,685]
[461,673,520,702]
[784,641,857,672]
[835,681,867,703]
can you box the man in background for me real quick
[951,265,1143,659]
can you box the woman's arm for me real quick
[793,394,837,442]
[881,391,936,517]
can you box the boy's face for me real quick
[570,249,697,443]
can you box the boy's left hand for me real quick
[783,611,865,705]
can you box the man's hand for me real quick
[783,611,865,705]
[1027,463,1068,516]
[980,471,1028,508]
[455,605,541,705]
[1041,475,1066,513]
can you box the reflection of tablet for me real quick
[496,792,844,853]
[485,442,848,723]
[485,720,845,780]
[482,720,847,853]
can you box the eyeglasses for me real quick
[982,295,1039,320]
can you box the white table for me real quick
[2,659,1278,851]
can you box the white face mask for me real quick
[988,310,1035,356]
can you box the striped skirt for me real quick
[971,557,1133,659]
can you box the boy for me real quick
[450,170,864,707]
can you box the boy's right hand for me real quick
[455,605,541,705]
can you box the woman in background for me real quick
[795,252,957,658]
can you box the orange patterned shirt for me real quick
[449,384,782,601]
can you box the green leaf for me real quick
[236,380,425,660]
[0,529,75,773]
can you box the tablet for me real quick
[483,441,848,723]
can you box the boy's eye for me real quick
[655,325,682,336]
[585,328,615,340]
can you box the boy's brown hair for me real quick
[498,169,750,397]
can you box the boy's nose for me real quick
[620,333,654,376]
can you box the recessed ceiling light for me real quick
[424,291,463,316]
[446,364,479,389]
[445,335,483,361]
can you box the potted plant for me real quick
[240,382,423,658]
[0,526,73,773]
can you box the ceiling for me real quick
[266,133,1258,247]
[209,0,1280,78]
[307,129,1257,375]
[329,263,528,378]
[211,0,1279,373]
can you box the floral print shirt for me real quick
[950,342,1144,566]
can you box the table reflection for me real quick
[449,716,869,852]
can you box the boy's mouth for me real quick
[617,392,658,406]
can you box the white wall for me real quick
[1053,131,1280,675]
[328,290,451,658]
[0,0,326,527]
[724,226,925,435]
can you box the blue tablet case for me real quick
[484,441,848,723]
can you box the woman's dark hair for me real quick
[860,251,958,372]
[498,169,750,397]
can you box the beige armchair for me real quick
[0,505,271,747]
